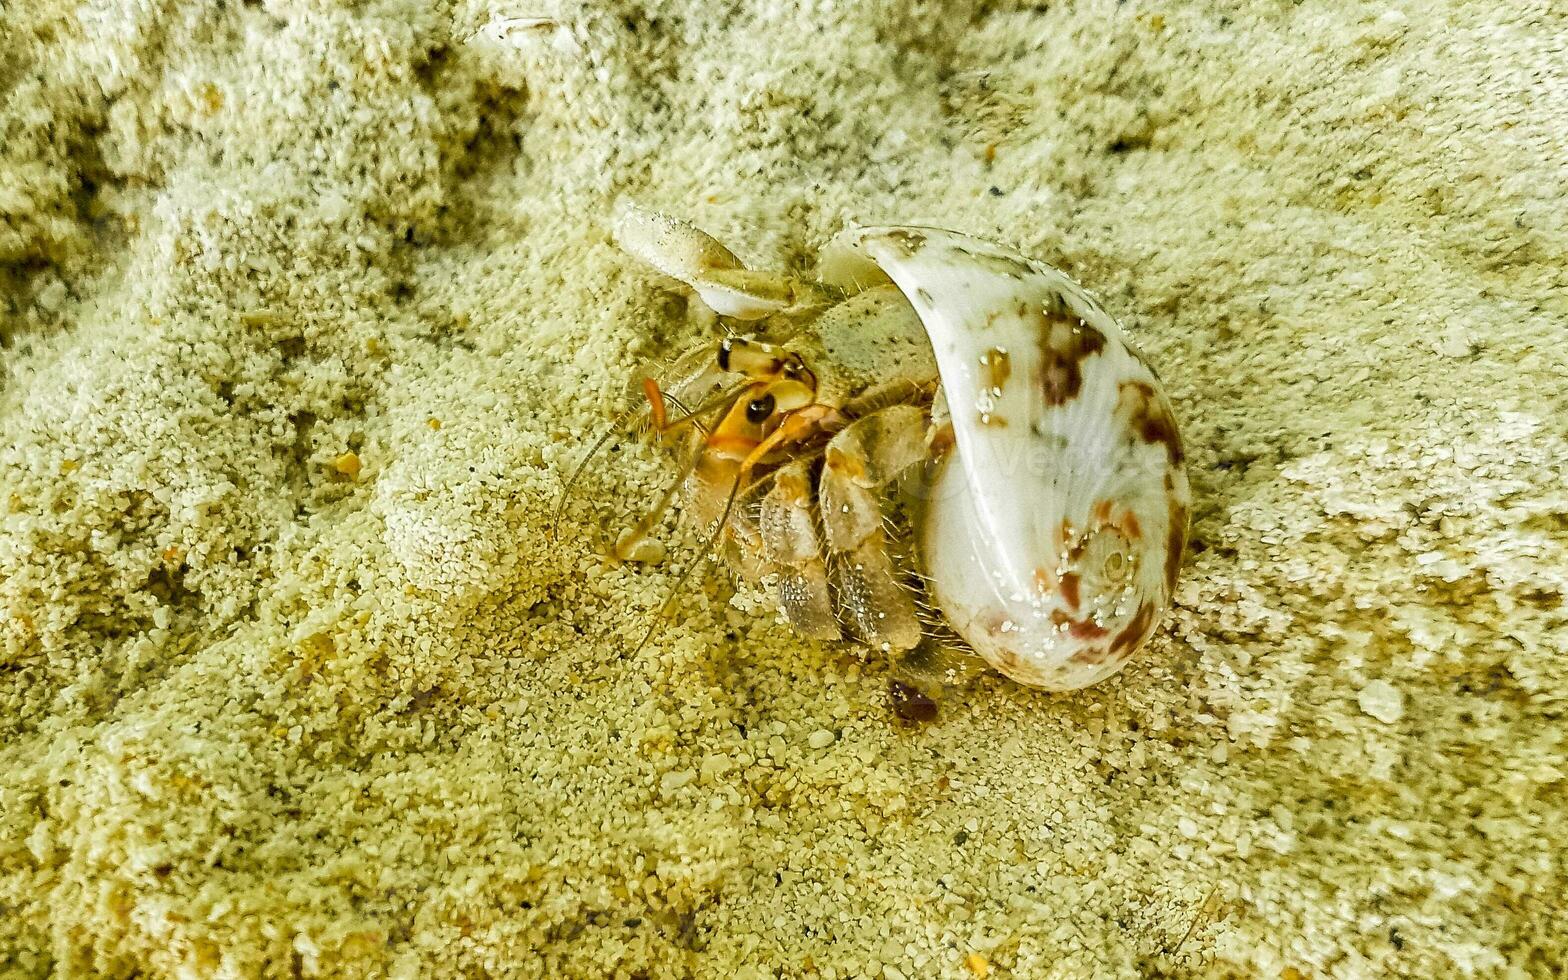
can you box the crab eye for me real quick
[746,393,776,424]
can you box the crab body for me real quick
[609,207,1190,692]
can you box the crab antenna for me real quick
[658,382,745,436]
[659,391,704,434]
[628,466,747,658]
[550,418,631,543]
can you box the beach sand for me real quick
[2,1,1564,976]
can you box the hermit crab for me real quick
[591,206,1191,694]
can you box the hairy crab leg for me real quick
[628,403,833,654]
[817,406,928,652]
[759,461,840,640]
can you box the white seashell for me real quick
[836,226,1191,690]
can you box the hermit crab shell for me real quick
[829,227,1191,690]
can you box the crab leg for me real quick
[759,461,840,640]
[817,405,928,652]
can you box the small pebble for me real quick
[616,533,665,564]
[889,681,938,724]
[659,769,695,792]
[1358,680,1406,724]
[807,729,835,749]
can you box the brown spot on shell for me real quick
[1035,307,1107,406]
[1121,511,1142,540]
[1110,602,1156,656]
[1140,413,1182,464]
[981,347,1012,393]
[1060,572,1081,609]
[1165,501,1188,594]
[1071,619,1108,641]
[880,229,928,256]
[1069,644,1113,666]
[1117,380,1184,464]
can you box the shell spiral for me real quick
[829,227,1191,690]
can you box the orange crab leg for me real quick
[641,377,669,432]
[612,426,703,562]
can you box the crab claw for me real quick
[613,205,797,320]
